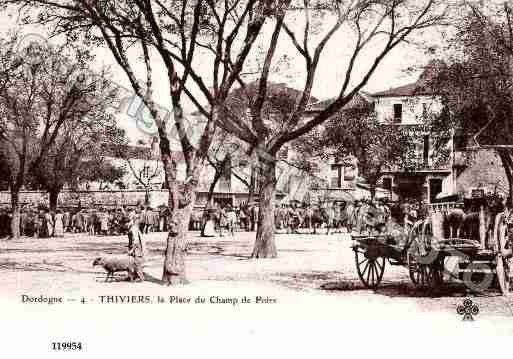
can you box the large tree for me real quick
[0,33,116,239]
[30,69,124,211]
[218,0,447,258]
[9,0,292,283]
[31,121,127,211]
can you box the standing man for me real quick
[226,205,236,236]
[33,210,42,238]
[305,204,314,234]
[326,203,335,235]
[127,213,145,282]
[219,205,227,237]
[20,206,27,237]
[290,205,299,234]
[286,204,294,234]
[239,205,248,231]
[76,209,84,233]
[44,210,54,238]
[62,209,70,233]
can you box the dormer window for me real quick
[393,103,402,123]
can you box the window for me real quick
[393,103,402,123]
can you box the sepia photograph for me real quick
[0,0,512,357]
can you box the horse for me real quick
[310,205,327,234]
[424,195,504,249]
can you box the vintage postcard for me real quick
[1,0,512,357]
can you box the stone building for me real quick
[370,80,450,203]
[307,64,510,204]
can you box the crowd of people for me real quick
[200,198,409,237]
[0,197,426,239]
[0,205,166,239]
[201,203,259,237]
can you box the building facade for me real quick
[306,65,511,204]
[370,81,451,203]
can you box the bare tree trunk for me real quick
[49,188,60,212]
[207,170,222,204]
[162,189,196,285]
[202,171,221,237]
[10,189,21,240]
[144,188,150,207]
[252,160,277,258]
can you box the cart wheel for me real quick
[408,253,432,287]
[495,213,510,296]
[354,248,385,289]
[428,258,444,286]
[407,239,439,289]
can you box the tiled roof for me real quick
[372,60,442,98]
[372,82,435,97]
[307,91,375,112]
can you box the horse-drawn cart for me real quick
[351,194,512,295]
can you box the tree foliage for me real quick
[0,31,120,236]
[301,101,413,194]
[427,3,513,201]
[76,158,127,188]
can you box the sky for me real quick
[0,3,448,145]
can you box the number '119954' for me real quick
[51,342,83,351]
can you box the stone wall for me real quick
[0,190,159,208]
[455,149,509,197]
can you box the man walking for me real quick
[127,212,145,282]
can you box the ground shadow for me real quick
[185,241,252,260]
[94,274,129,282]
[142,271,167,285]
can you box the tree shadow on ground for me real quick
[1,246,128,254]
[142,271,167,285]
[93,272,159,283]
[188,240,250,247]
[185,242,252,260]
[94,274,128,282]
[0,260,64,272]
[0,258,107,276]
